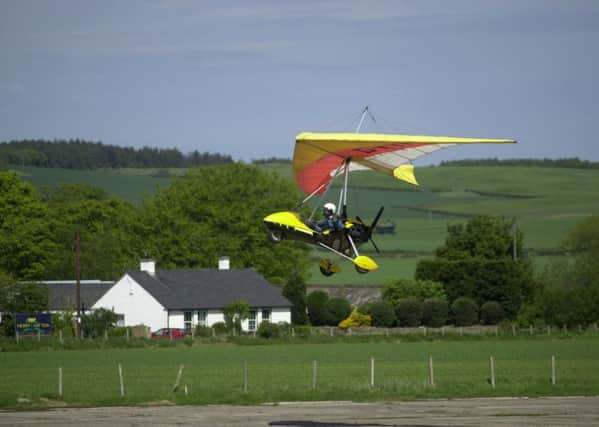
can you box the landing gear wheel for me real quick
[268,229,284,243]
[319,266,335,276]
[355,265,369,274]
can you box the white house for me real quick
[92,258,291,332]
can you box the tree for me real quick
[0,172,57,279]
[480,301,505,325]
[141,163,310,282]
[326,297,352,325]
[450,297,479,326]
[282,271,308,325]
[43,184,143,280]
[397,298,422,327]
[366,300,396,327]
[0,272,49,336]
[422,298,449,327]
[81,308,118,338]
[563,214,599,288]
[223,299,250,334]
[416,215,534,318]
[307,291,330,326]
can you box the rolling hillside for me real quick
[8,163,599,285]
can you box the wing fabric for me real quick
[293,132,516,194]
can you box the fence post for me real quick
[16,331,19,344]
[118,363,125,397]
[212,327,216,337]
[489,356,496,388]
[459,327,463,336]
[428,356,435,387]
[578,324,582,334]
[551,355,556,385]
[191,328,195,340]
[172,364,184,392]
[563,324,567,334]
[59,329,63,344]
[126,328,130,341]
[494,325,498,337]
[291,327,295,338]
[529,324,533,335]
[370,357,375,387]
[243,361,248,393]
[104,329,108,341]
[511,324,516,336]
[58,367,63,398]
[441,326,445,336]
[547,325,551,335]
[329,327,333,337]
[312,360,317,390]
[37,330,41,342]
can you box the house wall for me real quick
[92,274,167,331]
[168,307,290,332]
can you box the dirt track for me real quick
[1,396,598,426]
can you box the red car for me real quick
[151,328,189,339]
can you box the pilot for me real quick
[314,202,344,233]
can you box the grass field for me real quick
[1,337,598,409]
[9,163,599,283]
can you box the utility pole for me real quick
[75,231,81,338]
[512,220,518,260]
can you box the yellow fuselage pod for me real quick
[353,255,378,271]
[263,211,316,243]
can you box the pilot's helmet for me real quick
[323,202,336,216]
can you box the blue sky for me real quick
[1,0,598,164]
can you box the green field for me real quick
[1,337,598,409]
[9,164,599,283]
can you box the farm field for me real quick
[8,164,599,283]
[1,337,598,409]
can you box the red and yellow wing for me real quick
[293,132,516,194]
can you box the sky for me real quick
[1,0,598,164]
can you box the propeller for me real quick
[368,206,384,253]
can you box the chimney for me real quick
[218,256,230,270]
[140,259,156,275]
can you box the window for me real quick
[248,310,257,331]
[262,309,271,323]
[116,314,125,327]
[184,311,192,331]
[197,310,207,327]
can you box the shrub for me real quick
[422,298,448,327]
[450,297,479,326]
[257,321,281,338]
[211,322,227,335]
[382,278,446,305]
[397,298,422,327]
[326,297,352,325]
[194,325,213,337]
[307,291,331,326]
[367,300,396,327]
[480,301,505,325]
[283,271,308,325]
[338,311,371,329]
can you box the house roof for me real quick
[44,280,114,311]
[126,269,290,310]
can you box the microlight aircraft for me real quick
[264,119,516,276]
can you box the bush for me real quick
[397,298,422,327]
[480,301,505,325]
[211,322,227,335]
[326,297,352,325]
[422,298,448,327]
[450,297,479,326]
[367,300,396,327]
[307,291,331,326]
[257,321,281,338]
[283,271,308,325]
[382,278,446,305]
[194,325,213,337]
[338,311,371,329]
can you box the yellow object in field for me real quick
[353,255,378,271]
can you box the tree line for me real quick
[439,157,599,169]
[0,139,233,169]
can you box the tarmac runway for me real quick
[1,396,598,426]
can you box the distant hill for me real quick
[0,139,233,169]
[440,157,599,169]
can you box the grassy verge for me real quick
[1,336,598,409]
